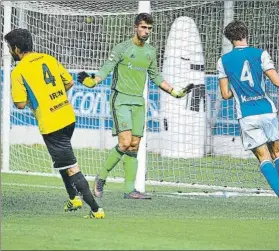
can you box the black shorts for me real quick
[42,122,77,169]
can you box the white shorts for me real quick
[239,113,279,151]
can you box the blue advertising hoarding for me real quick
[2,70,277,136]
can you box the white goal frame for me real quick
[2,0,278,196]
[1,0,151,192]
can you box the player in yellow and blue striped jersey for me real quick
[5,28,104,218]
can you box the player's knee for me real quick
[119,140,131,151]
[270,152,276,160]
[256,153,272,163]
[273,144,279,154]
[130,138,140,150]
[270,141,279,159]
[252,147,271,162]
[66,165,80,176]
[128,142,140,152]
[127,146,138,153]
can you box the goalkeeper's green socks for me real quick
[99,145,125,180]
[260,160,279,197]
[274,157,279,175]
[123,152,138,193]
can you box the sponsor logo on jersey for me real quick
[49,89,64,100]
[50,100,69,112]
[127,62,146,72]
[240,94,264,103]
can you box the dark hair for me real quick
[224,20,248,42]
[134,13,153,26]
[4,28,33,53]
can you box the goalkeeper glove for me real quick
[77,71,97,88]
[170,83,194,98]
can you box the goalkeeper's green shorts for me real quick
[110,90,145,137]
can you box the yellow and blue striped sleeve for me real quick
[11,70,27,103]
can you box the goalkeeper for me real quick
[78,13,194,199]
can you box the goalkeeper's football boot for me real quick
[64,196,83,212]
[84,208,105,219]
[94,175,106,198]
[124,189,152,200]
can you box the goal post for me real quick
[1,1,12,172]
[135,0,151,193]
[1,0,279,193]
[222,0,234,55]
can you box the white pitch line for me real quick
[2,182,275,198]
[2,171,273,194]
[2,182,65,190]
[154,191,276,198]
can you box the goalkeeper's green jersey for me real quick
[96,39,164,97]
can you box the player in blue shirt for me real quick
[217,20,279,197]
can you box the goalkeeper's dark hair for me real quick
[224,20,248,43]
[134,13,153,26]
[4,28,33,53]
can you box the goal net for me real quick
[1,0,279,192]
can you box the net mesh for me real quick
[1,0,279,189]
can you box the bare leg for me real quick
[252,144,279,197]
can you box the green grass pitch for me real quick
[10,144,265,189]
[1,173,279,250]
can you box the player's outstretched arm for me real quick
[77,72,101,88]
[77,44,122,88]
[78,43,123,88]
[159,80,194,98]
[170,83,194,98]
[147,50,194,98]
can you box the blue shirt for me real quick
[217,46,276,119]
